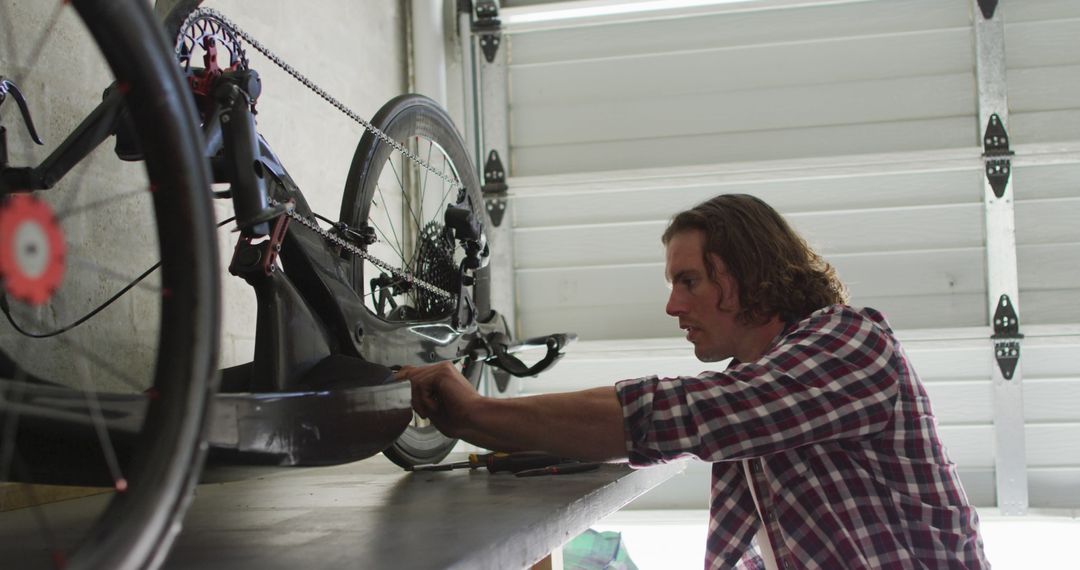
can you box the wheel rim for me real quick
[342,96,488,467]
[0,1,218,568]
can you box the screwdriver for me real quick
[409,451,572,474]
[515,462,602,477]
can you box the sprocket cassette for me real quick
[412,221,456,318]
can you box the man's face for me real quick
[664,230,741,362]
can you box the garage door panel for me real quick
[1012,163,1080,201]
[1024,378,1080,423]
[511,117,975,176]
[1017,243,1080,291]
[515,204,984,269]
[922,382,994,424]
[1005,18,1080,68]
[517,265,667,309]
[1007,65,1080,113]
[1015,198,1080,245]
[512,169,983,229]
[1018,290,1080,325]
[510,30,971,106]
[848,293,987,330]
[1015,338,1080,377]
[937,426,994,469]
[1003,0,1080,23]
[515,221,666,269]
[1009,109,1080,147]
[511,74,974,148]
[509,0,968,65]
[834,248,985,299]
[519,303,678,341]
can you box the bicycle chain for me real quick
[272,199,453,301]
[176,8,460,301]
[178,8,464,194]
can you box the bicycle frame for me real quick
[1,87,125,193]
[200,68,498,394]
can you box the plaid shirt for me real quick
[615,305,988,569]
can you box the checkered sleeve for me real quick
[615,307,900,465]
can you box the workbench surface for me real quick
[160,454,684,569]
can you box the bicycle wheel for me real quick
[0,0,218,568]
[340,94,489,468]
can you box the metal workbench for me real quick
[161,454,684,569]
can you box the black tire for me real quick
[340,95,488,468]
[0,1,219,568]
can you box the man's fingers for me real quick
[408,373,441,419]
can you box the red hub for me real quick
[0,194,66,305]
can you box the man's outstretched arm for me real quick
[395,362,628,462]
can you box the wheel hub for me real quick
[0,194,66,305]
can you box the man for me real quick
[397,194,988,569]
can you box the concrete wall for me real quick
[0,1,407,387]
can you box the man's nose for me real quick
[666,290,685,317]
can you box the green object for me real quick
[563,529,638,570]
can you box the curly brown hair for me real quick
[662,194,848,324]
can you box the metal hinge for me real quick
[982,113,1014,199]
[991,294,1024,380]
[977,0,998,20]
[482,149,507,194]
[482,150,507,227]
[473,0,501,63]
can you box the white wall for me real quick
[195,0,409,367]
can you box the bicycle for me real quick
[0,1,570,568]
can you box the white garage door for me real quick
[498,0,1080,510]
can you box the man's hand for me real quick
[395,362,628,461]
[394,361,482,439]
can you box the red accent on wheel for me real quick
[0,195,66,306]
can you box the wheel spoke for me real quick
[55,293,127,489]
[374,183,407,267]
[56,186,149,221]
[363,275,407,301]
[70,364,127,490]
[49,333,146,392]
[387,153,424,235]
[419,137,433,214]
[371,223,406,267]
[4,0,66,89]
[436,151,457,213]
